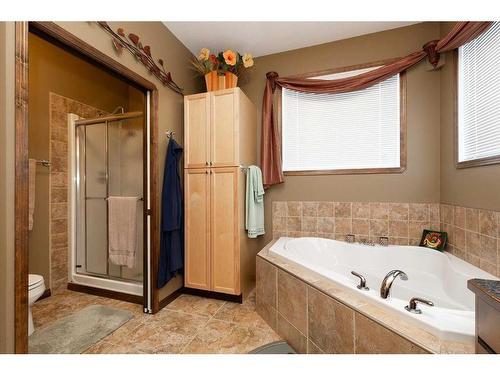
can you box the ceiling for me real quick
[163,22,420,58]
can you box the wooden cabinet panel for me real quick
[184,169,211,290]
[184,88,257,298]
[477,298,499,353]
[210,168,239,294]
[184,93,210,168]
[211,90,237,167]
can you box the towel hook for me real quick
[166,130,175,138]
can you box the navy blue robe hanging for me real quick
[157,137,184,288]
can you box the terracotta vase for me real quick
[218,74,226,90]
[204,70,219,92]
[224,72,238,89]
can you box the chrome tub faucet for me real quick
[380,270,408,299]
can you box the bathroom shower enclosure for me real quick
[14,22,167,353]
[68,108,152,310]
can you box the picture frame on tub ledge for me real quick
[419,229,448,251]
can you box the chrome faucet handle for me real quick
[405,297,434,314]
[351,271,369,291]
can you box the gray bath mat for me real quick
[29,304,133,354]
[249,340,296,354]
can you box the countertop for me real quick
[467,278,500,308]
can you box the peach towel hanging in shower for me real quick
[107,196,139,268]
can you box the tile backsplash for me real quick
[272,201,499,277]
[440,203,499,277]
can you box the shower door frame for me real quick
[14,21,162,353]
[70,111,146,292]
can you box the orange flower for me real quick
[223,49,237,66]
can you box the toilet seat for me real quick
[28,274,44,291]
[28,274,45,336]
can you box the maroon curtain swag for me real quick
[261,22,493,188]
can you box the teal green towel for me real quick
[246,166,265,238]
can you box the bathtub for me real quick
[269,237,498,343]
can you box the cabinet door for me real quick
[185,93,210,168]
[211,90,238,167]
[184,169,211,290]
[210,167,239,294]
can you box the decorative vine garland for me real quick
[97,21,183,95]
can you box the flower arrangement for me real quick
[192,48,220,74]
[191,48,254,91]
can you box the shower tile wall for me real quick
[272,201,441,246]
[272,201,499,277]
[49,93,106,292]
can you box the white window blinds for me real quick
[282,67,401,172]
[458,22,500,163]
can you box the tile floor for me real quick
[31,289,281,354]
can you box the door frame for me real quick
[14,21,160,353]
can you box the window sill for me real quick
[456,155,500,169]
[283,166,407,176]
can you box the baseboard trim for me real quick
[67,282,143,305]
[182,287,242,304]
[39,288,51,301]
[158,288,184,310]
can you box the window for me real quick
[281,64,405,174]
[458,22,500,167]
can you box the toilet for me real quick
[28,274,45,336]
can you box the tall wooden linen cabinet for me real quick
[183,88,258,300]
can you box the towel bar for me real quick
[35,159,51,167]
[86,197,144,201]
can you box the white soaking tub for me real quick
[269,237,498,343]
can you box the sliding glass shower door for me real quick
[75,115,143,283]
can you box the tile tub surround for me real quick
[49,93,107,293]
[256,241,475,354]
[272,201,441,246]
[272,201,499,278]
[441,204,499,278]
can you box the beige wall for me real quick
[28,32,137,288]
[240,22,442,245]
[439,22,500,212]
[0,21,201,353]
[0,21,15,354]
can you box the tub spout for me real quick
[380,270,408,299]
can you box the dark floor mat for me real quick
[249,340,296,354]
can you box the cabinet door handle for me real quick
[205,161,208,166]
[205,170,208,174]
